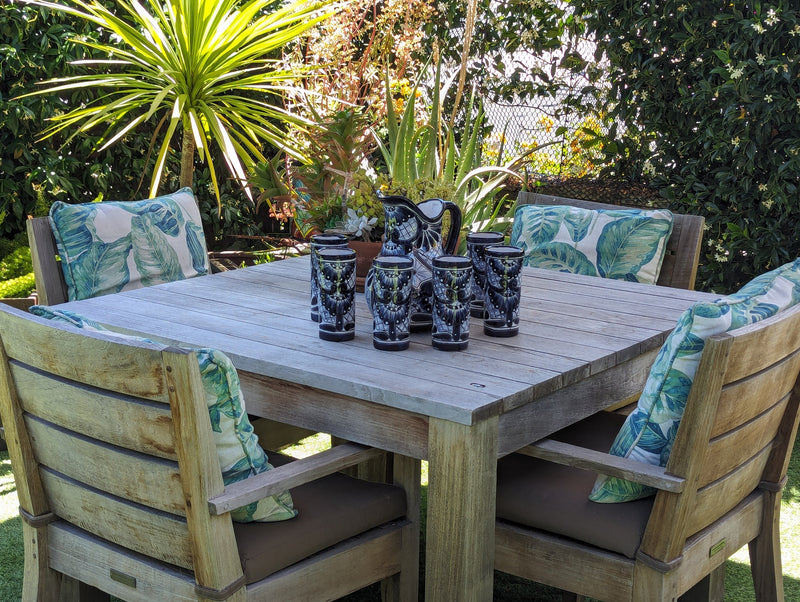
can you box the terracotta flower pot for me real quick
[347,240,383,292]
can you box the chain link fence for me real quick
[484,35,601,177]
[478,36,662,206]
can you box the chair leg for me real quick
[21,522,60,602]
[381,454,421,602]
[678,566,725,602]
[749,490,785,602]
[59,576,110,602]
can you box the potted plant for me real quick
[374,62,528,251]
[287,108,385,286]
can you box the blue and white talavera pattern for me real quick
[28,306,297,523]
[590,258,800,503]
[510,205,674,284]
[49,188,210,301]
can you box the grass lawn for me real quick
[4,434,800,600]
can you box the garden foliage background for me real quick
[1,0,799,294]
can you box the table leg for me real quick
[425,415,498,601]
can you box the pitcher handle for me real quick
[442,201,462,255]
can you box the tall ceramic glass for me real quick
[431,255,473,351]
[310,233,349,322]
[483,245,524,337]
[316,248,357,342]
[367,255,414,351]
[466,231,505,318]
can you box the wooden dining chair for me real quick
[26,209,316,451]
[27,215,234,307]
[515,191,705,290]
[0,304,419,601]
[494,302,800,602]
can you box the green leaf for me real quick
[596,217,670,280]
[524,242,597,276]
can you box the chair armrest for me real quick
[207,442,384,516]
[518,439,685,493]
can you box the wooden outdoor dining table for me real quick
[59,254,718,601]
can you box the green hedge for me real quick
[573,1,800,293]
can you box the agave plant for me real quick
[21,0,335,207]
[374,61,525,244]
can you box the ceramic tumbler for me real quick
[466,231,505,318]
[431,255,473,351]
[368,255,414,351]
[483,245,524,337]
[316,247,357,342]
[310,233,349,322]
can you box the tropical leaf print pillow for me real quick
[49,188,210,301]
[510,205,674,284]
[590,258,800,502]
[28,306,297,523]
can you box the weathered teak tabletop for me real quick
[61,255,718,601]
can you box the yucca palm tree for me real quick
[23,0,336,206]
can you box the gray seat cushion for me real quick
[234,452,406,583]
[496,412,653,559]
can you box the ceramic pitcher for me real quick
[376,192,462,330]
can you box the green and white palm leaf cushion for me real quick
[28,306,297,523]
[510,205,674,284]
[49,188,210,301]
[589,258,800,503]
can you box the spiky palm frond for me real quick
[23,0,336,205]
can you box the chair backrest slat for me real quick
[40,467,193,569]
[12,362,176,459]
[25,414,186,515]
[686,445,773,536]
[515,191,705,290]
[698,395,788,487]
[3,312,170,401]
[710,353,800,438]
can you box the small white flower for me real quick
[765,94,774,103]
[730,66,744,79]
[677,4,688,13]
[622,41,633,54]
[756,53,766,65]
[791,25,800,37]
[759,183,768,192]
[752,22,765,33]
[765,8,778,26]
[732,136,741,147]
[762,198,775,210]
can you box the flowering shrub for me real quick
[573,1,800,292]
